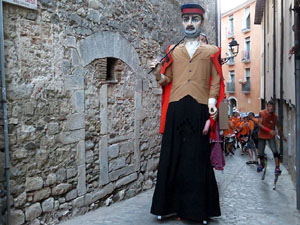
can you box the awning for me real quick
[254,0,266,24]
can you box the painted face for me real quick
[182,14,203,38]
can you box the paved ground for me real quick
[60,148,300,225]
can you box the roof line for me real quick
[221,0,256,17]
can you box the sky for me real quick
[220,0,248,13]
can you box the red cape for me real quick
[159,46,225,141]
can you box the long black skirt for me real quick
[151,95,221,221]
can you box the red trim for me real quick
[182,8,204,15]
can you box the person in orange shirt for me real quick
[256,101,287,175]
[231,110,241,148]
[245,112,258,164]
[223,116,235,156]
[237,114,251,154]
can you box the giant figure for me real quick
[150,3,223,224]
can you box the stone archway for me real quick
[71,32,143,193]
[77,31,142,74]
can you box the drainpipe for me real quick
[263,5,266,109]
[0,1,11,224]
[295,0,300,211]
[294,0,300,210]
[279,0,284,160]
[273,0,277,102]
[215,0,220,46]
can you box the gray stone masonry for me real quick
[1,0,218,224]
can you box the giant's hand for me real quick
[208,98,217,120]
[149,59,161,80]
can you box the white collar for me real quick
[185,40,200,58]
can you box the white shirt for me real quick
[185,40,200,58]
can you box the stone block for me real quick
[25,203,42,221]
[108,144,119,159]
[86,140,94,150]
[76,140,85,166]
[59,203,69,210]
[65,189,78,201]
[72,196,85,208]
[119,142,134,155]
[143,79,150,92]
[59,129,85,144]
[56,168,66,183]
[13,149,28,160]
[47,122,60,135]
[67,36,76,48]
[152,88,162,95]
[45,173,56,186]
[115,173,138,189]
[72,49,81,67]
[87,9,100,23]
[135,92,142,110]
[33,187,51,202]
[136,79,143,92]
[109,157,126,172]
[99,136,109,185]
[11,209,25,225]
[64,75,84,91]
[143,179,153,190]
[66,113,85,131]
[100,85,108,135]
[88,0,103,9]
[86,150,94,164]
[42,197,54,212]
[109,165,135,182]
[25,177,43,192]
[108,135,131,145]
[71,90,85,113]
[77,164,87,196]
[24,102,35,116]
[85,183,113,205]
[14,191,27,208]
[67,168,77,179]
[135,110,147,121]
[52,183,72,196]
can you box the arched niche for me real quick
[77,31,142,76]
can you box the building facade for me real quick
[0,0,219,224]
[221,0,261,114]
[254,0,299,207]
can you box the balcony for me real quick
[242,80,251,93]
[226,82,235,93]
[242,25,251,33]
[226,57,235,65]
[241,50,251,63]
[227,31,234,38]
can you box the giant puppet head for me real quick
[181,3,205,39]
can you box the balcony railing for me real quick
[226,57,235,65]
[242,80,251,93]
[227,31,234,38]
[226,82,235,93]
[241,50,251,63]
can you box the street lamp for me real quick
[221,38,240,65]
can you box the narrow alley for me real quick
[60,148,300,225]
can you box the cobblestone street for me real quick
[60,148,300,225]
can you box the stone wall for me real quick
[0,0,217,224]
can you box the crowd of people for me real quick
[221,109,259,165]
[221,101,286,177]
